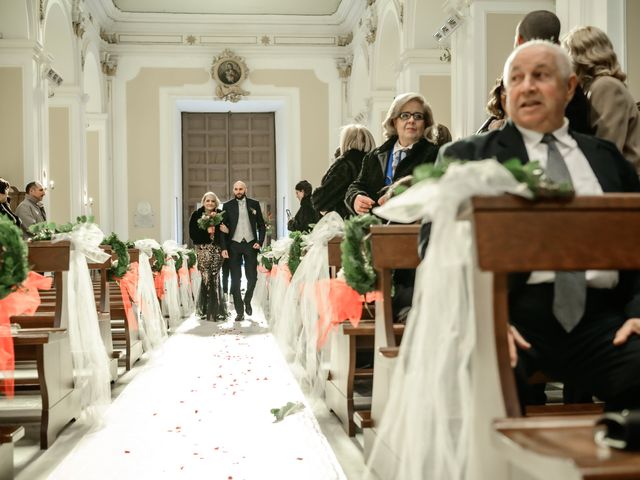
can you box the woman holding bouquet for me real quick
[189,191,228,321]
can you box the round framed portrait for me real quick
[217,60,242,86]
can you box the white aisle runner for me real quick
[36,316,346,480]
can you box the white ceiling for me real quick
[112,0,343,16]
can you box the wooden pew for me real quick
[357,224,418,457]
[109,248,143,371]
[324,235,377,437]
[469,194,640,479]
[3,241,80,449]
[0,426,24,480]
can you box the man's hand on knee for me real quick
[613,318,640,346]
[508,324,531,368]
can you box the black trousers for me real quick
[221,258,230,294]
[510,284,640,411]
[229,240,258,314]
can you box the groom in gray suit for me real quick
[439,41,640,411]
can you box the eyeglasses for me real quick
[398,112,425,121]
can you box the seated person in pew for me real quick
[345,93,441,320]
[435,41,640,411]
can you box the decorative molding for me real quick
[210,49,249,103]
[101,52,118,76]
[365,6,377,44]
[336,57,353,79]
[100,29,119,44]
[260,35,272,46]
[185,35,197,45]
[439,47,452,63]
[399,3,404,25]
[81,51,85,70]
[337,32,353,46]
[72,0,86,38]
[39,0,48,23]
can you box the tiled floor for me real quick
[12,313,366,480]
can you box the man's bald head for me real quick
[233,181,247,200]
[515,10,561,47]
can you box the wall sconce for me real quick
[432,14,463,42]
[48,180,55,190]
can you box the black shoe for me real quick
[234,314,244,322]
[245,304,253,316]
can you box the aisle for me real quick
[19,315,348,480]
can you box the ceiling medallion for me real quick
[210,49,250,103]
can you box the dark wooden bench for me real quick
[469,194,640,479]
[357,224,418,457]
[5,241,80,449]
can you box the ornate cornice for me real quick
[101,52,118,76]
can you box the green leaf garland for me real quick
[341,214,381,295]
[287,231,304,275]
[151,248,166,273]
[258,245,274,271]
[102,232,130,280]
[28,215,95,241]
[173,253,183,272]
[186,250,196,269]
[0,216,29,301]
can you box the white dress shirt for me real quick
[515,119,618,288]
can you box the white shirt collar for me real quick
[514,118,574,149]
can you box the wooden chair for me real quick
[357,224,418,458]
[468,194,640,479]
[4,241,80,449]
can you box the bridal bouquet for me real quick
[197,211,224,235]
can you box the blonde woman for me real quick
[563,26,640,172]
[189,191,228,321]
[311,124,376,218]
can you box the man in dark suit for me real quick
[221,181,266,322]
[439,41,640,411]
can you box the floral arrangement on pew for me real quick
[258,245,275,273]
[0,216,52,397]
[151,247,167,300]
[101,233,131,280]
[287,231,305,276]
[197,210,224,237]
[27,215,95,241]
[102,233,138,331]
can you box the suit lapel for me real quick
[495,122,530,165]
[574,135,617,192]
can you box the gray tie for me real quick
[541,133,586,332]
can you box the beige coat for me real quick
[588,76,640,173]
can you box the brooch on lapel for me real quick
[250,208,256,216]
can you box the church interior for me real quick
[1,0,640,479]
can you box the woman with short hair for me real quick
[189,191,228,321]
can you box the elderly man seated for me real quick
[438,40,640,411]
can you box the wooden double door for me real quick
[181,112,276,245]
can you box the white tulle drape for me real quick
[190,267,202,306]
[266,237,294,338]
[364,160,531,480]
[251,264,269,316]
[178,250,195,317]
[161,240,183,329]
[290,213,344,395]
[134,239,168,350]
[54,224,112,424]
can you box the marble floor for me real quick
[12,312,366,480]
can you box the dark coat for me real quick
[288,195,320,232]
[312,149,367,218]
[221,197,266,247]
[0,202,21,228]
[437,120,640,314]
[345,136,439,215]
[189,206,227,249]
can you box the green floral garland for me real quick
[28,215,95,241]
[287,231,304,275]
[186,250,196,269]
[341,214,381,294]
[0,216,29,301]
[102,232,130,279]
[259,245,274,271]
[173,253,183,272]
[151,248,166,273]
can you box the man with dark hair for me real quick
[16,181,46,237]
[514,9,593,135]
[287,180,320,232]
[439,41,640,412]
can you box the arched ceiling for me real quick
[112,0,342,16]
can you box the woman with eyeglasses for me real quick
[0,178,21,228]
[345,92,440,216]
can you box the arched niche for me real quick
[83,48,103,113]
[349,44,370,123]
[0,0,30,39]
[43,1,76,86]
[372,6,401,90]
